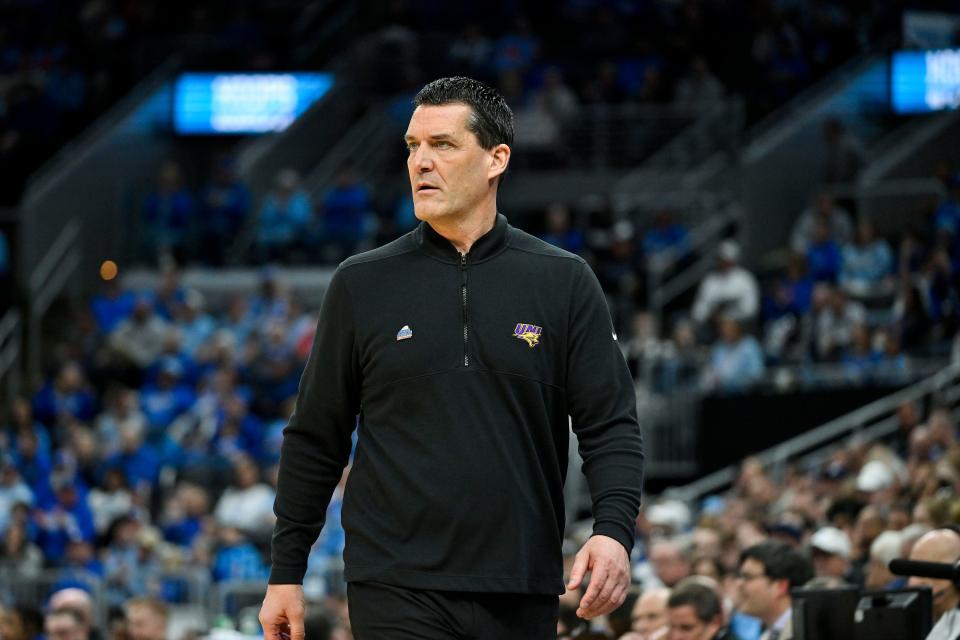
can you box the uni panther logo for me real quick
[513,323,543,348]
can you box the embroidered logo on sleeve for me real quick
[513,323,543,348]
[396,325,413,341]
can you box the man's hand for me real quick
[259,584,305,640]
[566,534,631,619]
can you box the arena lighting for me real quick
[173,72,334,134]
[891,48,960,113]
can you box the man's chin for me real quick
[413,207,447,222]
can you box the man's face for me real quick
[45,613,84,640]
[404,104,504,225]
[633,591,669,636]
[651,545,690,587]
[737,558,780,620]
[126,605,165,640]
[908,533,960,618]
[812,550,848,578]
[668,605,720,640]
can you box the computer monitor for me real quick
[853,587,933,640]
[791,585,860,640]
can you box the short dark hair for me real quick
[668,580,722,623]
[740,540,814,589]
[413,77,514,149]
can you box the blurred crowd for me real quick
[0,265,355,637]
[0,0,299,206]
[557,391,960,638]
[619,165,960,394]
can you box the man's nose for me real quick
[412,146,434,172]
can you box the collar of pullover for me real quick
[416,213,509,264]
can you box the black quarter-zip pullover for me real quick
[269,214,644,594]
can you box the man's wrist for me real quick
[267,564,307,585]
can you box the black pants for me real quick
[347,581,559,639]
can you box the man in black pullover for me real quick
[259,76,645,639]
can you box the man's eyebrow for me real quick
[403,132,458,142]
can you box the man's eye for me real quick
[436,141,451,149]
[406,142,419,151]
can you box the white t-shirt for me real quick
[692,267,760,324]
[214,483,276,532]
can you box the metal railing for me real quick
[641,97,745,171]
[639,389,699,478]
[646,198,744,314]
[302,102,402,200]
[559,103,698,169]
[0,308,21,405]
[664,362,960,504]
[26,218,81,377]
[0,568,108,630]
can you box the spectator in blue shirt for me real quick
[0,460,34,535]
[841,323,877,382]
[143,161,195,263]
[140,357,196,446]
[175,289,215,358]
[317,166,375,260]
[32,361,97,428]
[199,157,251,266]
[540,203,585,255]
[161,483,209,548]
[212,526,267,582]
[840,218,893,297]
[703,316,765,392]
[12,428,54,508]
[807,219,842,283]
[34,480,95,565]
[91,279,137,334]
[932,172,960,243]
[765,253,814,320]
[103,422,161,491]
[255,169,312,263]
[642,210,690,271]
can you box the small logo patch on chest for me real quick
[513,323,543,348]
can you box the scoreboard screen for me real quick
[891,49,960,114]
[173,72,334,134]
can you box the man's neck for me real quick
[763,600,791,629]
[428,208,497,255]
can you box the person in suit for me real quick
[736,541,812,640]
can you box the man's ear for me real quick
[488,144,511,180]
[775,577,791,598]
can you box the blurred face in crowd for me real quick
[668,605,721,640]
[405,104,509,227]
[811,549,848,579]
[737,558,783,623]
[0,610,23,640]
[908,530,960,619]
[633,588,670,636]
[126,603,166,640]
[44,611,84,640]
[48,590,93,634]
[718,317,741,345]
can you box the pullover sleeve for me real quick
[566,262,644,555]
[268,268,360,584]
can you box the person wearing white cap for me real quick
[809,526,852,581]
[691,240,759,327]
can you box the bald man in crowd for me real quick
[48,588,98,640]
[44,608,86,640]
[625,587,671,639]
[907,528,960,640]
